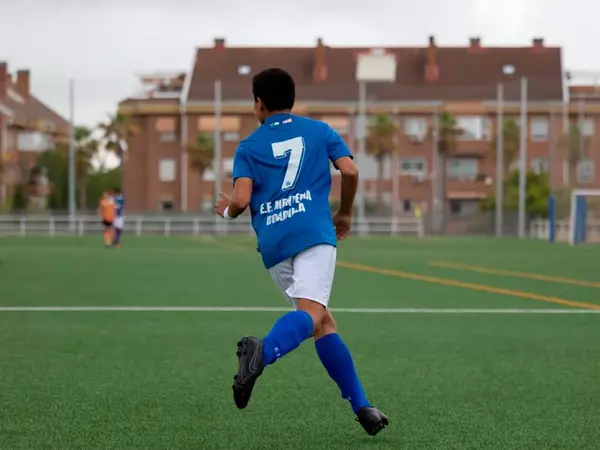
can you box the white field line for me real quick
[0,306,599,314]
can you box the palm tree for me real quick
[188,132,214,212]
[366,113,399,206]
[491,118,520,175]
[559,123,587,187]
[436,111,462,230]
[74,126,99,210]
[99,112,140,189]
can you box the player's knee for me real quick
[313,311,337,340]
[296,299,327,332]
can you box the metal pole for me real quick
[357,81,366,235]
[68,78,75,229]
[578,99,584,159]
[213,80,222,209]
[518,77,528,238]
[495,83,504,237]
[180,103,188,212]
[391,118,400,221]
[548,111,556,243]
[431,111,441,234]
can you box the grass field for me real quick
[1,235,600,449]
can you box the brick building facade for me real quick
[0,62,69,205]
[118,36,599,215]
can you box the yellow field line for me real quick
[430,261,600,289]
[336,261,600,310]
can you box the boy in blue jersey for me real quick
[214,68,388,436]
[112,187,125,248]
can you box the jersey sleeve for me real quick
[232,143,254,184]
[325,124,353,163]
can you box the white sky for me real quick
[0,0,598,127]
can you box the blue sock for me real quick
[315,333,371,414]
[262,311,314,365]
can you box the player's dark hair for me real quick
[113,187,121,194]
[252,68,295,112]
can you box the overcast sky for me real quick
[0,0,598,127]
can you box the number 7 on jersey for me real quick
[271,137,305,191]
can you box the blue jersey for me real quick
[233,113,352,269]
[114,194,125,217]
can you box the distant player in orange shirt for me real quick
[98,192,116,247]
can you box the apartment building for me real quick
[119,36,566,214]
[0,62,69,204]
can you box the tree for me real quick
[11,183,29,211]
[74,126,99,210]
[366,114,398,205]
[559,123,588,187]
[436,111,462,230]
[35,149,68,210]
[188,132,214,212]
[480,170,550,218]
[491,118,520,175]
[99,112,140,189]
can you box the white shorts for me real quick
[113,217,125,230]
[268,244,337,309]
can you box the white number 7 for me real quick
[271,137,305,191]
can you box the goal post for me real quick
[569,189,600,245]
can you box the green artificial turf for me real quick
[1,236,599,449]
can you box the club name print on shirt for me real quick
[260,190,313,226]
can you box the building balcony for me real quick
[446,173,493,199]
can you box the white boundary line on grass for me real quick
[0,306,600,314]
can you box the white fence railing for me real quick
[0,215,425,238]
[529,219,600,242]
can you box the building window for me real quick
[403,117,427,139]
[17,132,52,152]
[223,158,234,178]
[322,116,349,134]
[531,158,548,174]
[580,119,595,137]
[159,158,176,182]
[577,159,595,184]
[402,199,412,213]
[223,132,240,142]
[160,200,174,211]
[159,132,177,142]
[198,116,241,132]
[447,158,479,180]
[238,65,251,75]
[400,158,427,175]
[530,118,549,141]
[456,116,491,141]
[449,199,462,215]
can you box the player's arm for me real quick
[325,124,358,239]
[326,125,358,214]
[214,144,253,219]
[335,156,359,215]
[226,177,253,218]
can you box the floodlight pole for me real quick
[68,78,76,231]
[495,83,504,237]
[213,79,222,210]
[518,77,528,238]
[356,81,367,235]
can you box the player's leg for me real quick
[232,246,331,409]
[113,227,122,247]
[102,221,112,247]
[314,310,388,435]
[113,217,124,247]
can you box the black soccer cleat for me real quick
[356,406,389,436]
[232,336,264,409]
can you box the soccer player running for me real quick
[112,187,125,248]
[98,192,115,248]
[214,68,388,436]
